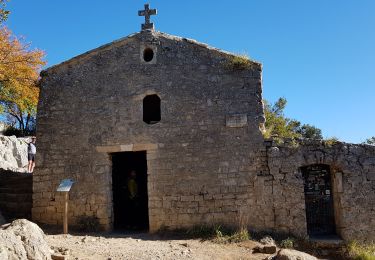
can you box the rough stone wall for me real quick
[0,169,32,221]
[267,139,375,241]
[33,30,267,231]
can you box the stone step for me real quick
[309,236,344,248]
[309,236,345,258]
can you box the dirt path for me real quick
[46,232,271,260]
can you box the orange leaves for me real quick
[0,26,45,115]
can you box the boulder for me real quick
[0,135,29,172]
[253,236,277,254]
[275,249,317,260]
[0,219,51,260]
[261,245,277,254]
[260,236,276,246]
[0,226,28,259]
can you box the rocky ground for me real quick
[46,232,322,260]
[47,232,270,260]
[0,219,322,260]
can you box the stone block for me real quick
[96,145,122,153]
[180,195,194,202]
[226,114,248,128]
[133,143,158,151]
[367,171,375,181]
[334,171,343,192]
[46,206,57,214]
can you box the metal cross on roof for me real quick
[138,3,157,31]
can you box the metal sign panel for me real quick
[57,179,75,192]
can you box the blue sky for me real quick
[5,1,375,143]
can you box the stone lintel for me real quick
[96,143,158,153]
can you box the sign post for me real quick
[57,179,75,234]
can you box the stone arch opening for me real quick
[301,164,336,237]
[143,94,161,124]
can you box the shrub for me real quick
[76,215,100,232]
[223,228,250,243]
[3,125,23,137]
[225,53,254,71]
[324,137,339,147]
[186,224,224,239]
[186,224,250,243]
[2,125,36,137]
[280,237,295,249]
[347,241,375,260]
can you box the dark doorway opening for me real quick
[302,164,336,237]
[112,151,149,231]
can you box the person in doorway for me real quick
[27,137,36,173]
[127,170,139,229]
[128,170,138,200]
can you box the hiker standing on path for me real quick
[27,137,36,173]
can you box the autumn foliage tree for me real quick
[0,0,9,23]
[0,3,45,136]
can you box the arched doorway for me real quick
[301,164,336,236]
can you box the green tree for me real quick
[263,97,323,140]
[297,124,323,139]
[364,137,375,145]
[263,98,300,139]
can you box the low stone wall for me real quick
[267,139,375,241]
[0,169,32,221]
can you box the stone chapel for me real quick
[32,4,375,241]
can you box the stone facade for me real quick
[33,29,375,241]
[33,30,266,232]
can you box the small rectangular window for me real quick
[143,94,161,124]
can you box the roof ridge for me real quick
[41,30,261,75]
